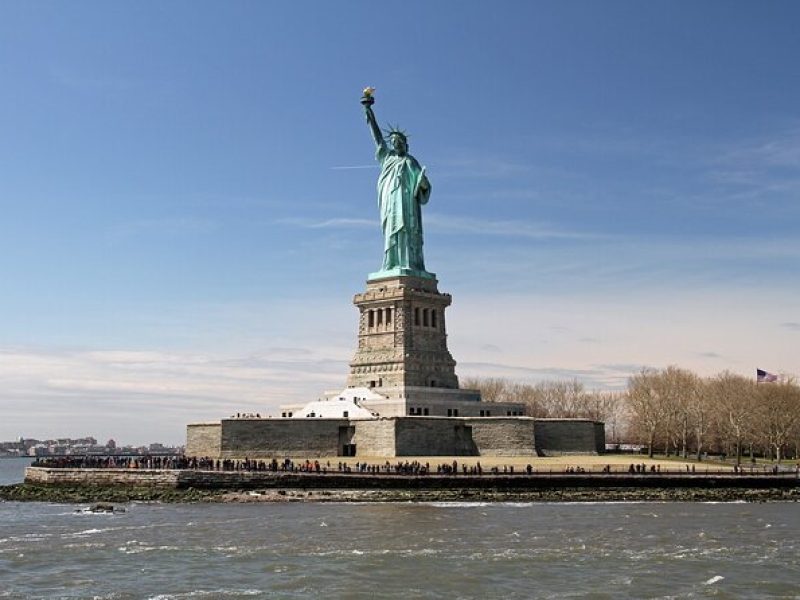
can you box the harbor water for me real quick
[1,459,799,599]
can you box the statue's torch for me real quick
[361,86,375,107]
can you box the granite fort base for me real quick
[186,417,604,459]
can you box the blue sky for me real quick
[1,1,798,444]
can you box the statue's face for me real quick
[391,134,408,155]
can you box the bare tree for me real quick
[466,369,800,463]
[531,379,587,417]
[755,381,800,463]
[460,377,509,402]
[690,378,714,460]
[659,366,700,458]
[708,371,755,467]
[464,377,613,421]
[627,369,668,458]
[584,390,629,443]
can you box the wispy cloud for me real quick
[434,156,532,179]
[278,212,601,240]
[480,124,800,214]
[107,217,216,240]
[642,235,800,262]
[702,125,800,210]
[781,322,800,331]
[716,125,800,169]
[435,231,800,294]
[460,361,600,378]
[276,217,374,229]
[425,214,602,240]
[0,346,349,444]
[596,363,655,374]
[449,288,799,393]
[458,360,641,390]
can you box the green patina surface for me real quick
[363,92,434,281]
[368,266,436,281]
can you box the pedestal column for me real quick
[347,276,458,389]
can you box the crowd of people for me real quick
[31,455,539,474]
[31,455,798,476]
[33,455,194,470]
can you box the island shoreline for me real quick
[1,483,799,503]
[3,465,799,503]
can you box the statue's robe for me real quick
[376,144,431,272]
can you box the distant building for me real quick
[1,436,180,457]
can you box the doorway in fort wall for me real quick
[339,425,356,456]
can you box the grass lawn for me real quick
[291,454,735,474]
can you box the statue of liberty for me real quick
[362,88,433,280]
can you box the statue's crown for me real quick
[384,125,409,141]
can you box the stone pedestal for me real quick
[347,276,459,390]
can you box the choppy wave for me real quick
[0,501,797,598]
[147,590,263,599]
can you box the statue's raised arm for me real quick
[361,87,384,149]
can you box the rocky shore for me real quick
[2,482,798,504]
[0,483,217,503]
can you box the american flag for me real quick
[757,368,778,383]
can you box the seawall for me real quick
[24,467,800,491]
